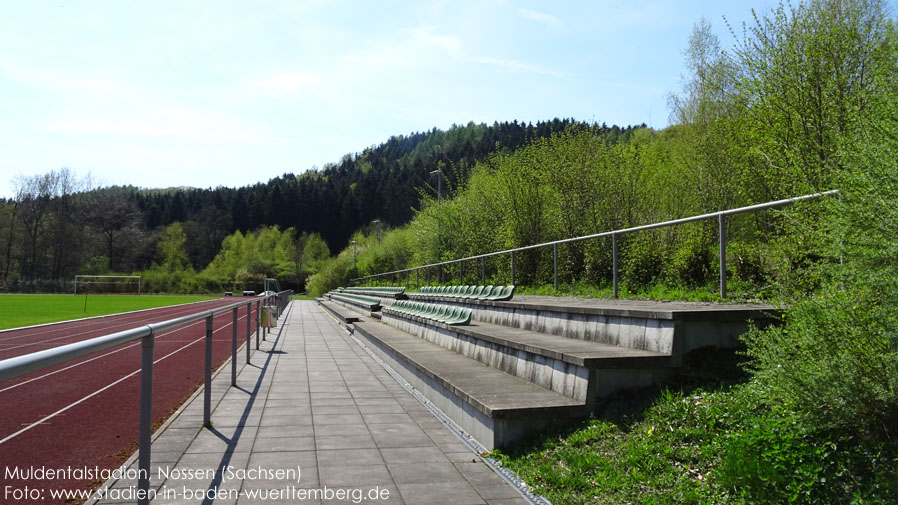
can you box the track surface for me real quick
[0,298,262,504]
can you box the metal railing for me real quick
[353,190,839,298]
[0,289,293,505]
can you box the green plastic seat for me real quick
[486,285,515,301]
[474,285,494,299]
[469,286,485,298]
[446,308,472,325]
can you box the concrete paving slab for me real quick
[89,300,537,505]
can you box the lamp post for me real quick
[429,169,442,282]
[373,219,381,245]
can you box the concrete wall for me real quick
[438,301,676,354]
[382,313,592,402]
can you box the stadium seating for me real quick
[384,300,472,325]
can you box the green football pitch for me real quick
[0,294,218,331]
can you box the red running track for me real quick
[0,298,263,504]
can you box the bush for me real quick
[665,224,713,286]
[622,232,664,289]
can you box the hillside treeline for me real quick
[0,119,648,291]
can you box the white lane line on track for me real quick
[0,300,238,348]
[0,311,251,393]
[0,317,250,444]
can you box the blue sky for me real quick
[0,0,768,198]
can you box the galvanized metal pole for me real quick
[262,297,267,341]
[245,303,251,364]
[719,214,727,298]
[481,257,485,284]
[231,307,238,387]
[511,251,515,285]
[255,301,260,349]
[459,261,463,284]
[203,315,213,427]
[612,233,619,298]
[137,332,154,505]
[553,243,558,291]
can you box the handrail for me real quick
[0,288,294,505]
[352,190,839,298]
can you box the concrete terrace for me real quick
[90,300,532,505]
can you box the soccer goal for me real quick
[73,275,142,295]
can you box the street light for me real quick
[429,169,442,282]
[352,240,357,281]
[372,219,381,245]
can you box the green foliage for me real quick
[157,222,191,273]
[199,225,297,292]
[718,408,832,503]
[305,243,355,297]
[743,88,898,446]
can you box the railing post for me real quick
[262,297,267,341]
[481,257,485,284]
[719,214,727,298]
[203,315,213,427]
[416,269,419,288]
[511,251,515,285]
[459,261,463,284]
[612,233,619,298]
[246,303,251,364]
[137,331,154,505]
[231,307,238,387]
[255,301,260,349]
[553,243,558,291]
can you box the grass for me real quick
[490,347,898,504]
[0,294,218,330]
[490,349,754,505]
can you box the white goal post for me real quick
[73,275,142,296]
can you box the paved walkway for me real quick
[92,300,530,505]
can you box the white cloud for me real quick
[409,25,463,58]
[518,8,562,28]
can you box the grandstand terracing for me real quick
[319,286,776,449]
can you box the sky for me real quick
[0,0,769,198]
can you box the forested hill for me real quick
[133,119,645,255]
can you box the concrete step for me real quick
[317,298,362,324]
[321,296,379,319]
[352,320,587,450]
[408,294,775,363]
[380,311,672,403]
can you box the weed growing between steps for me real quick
[490,348,898,505]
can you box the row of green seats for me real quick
[417,285,515,301]
[387,300,472,325]
[345,286,405,294]
[329,292,382,308]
